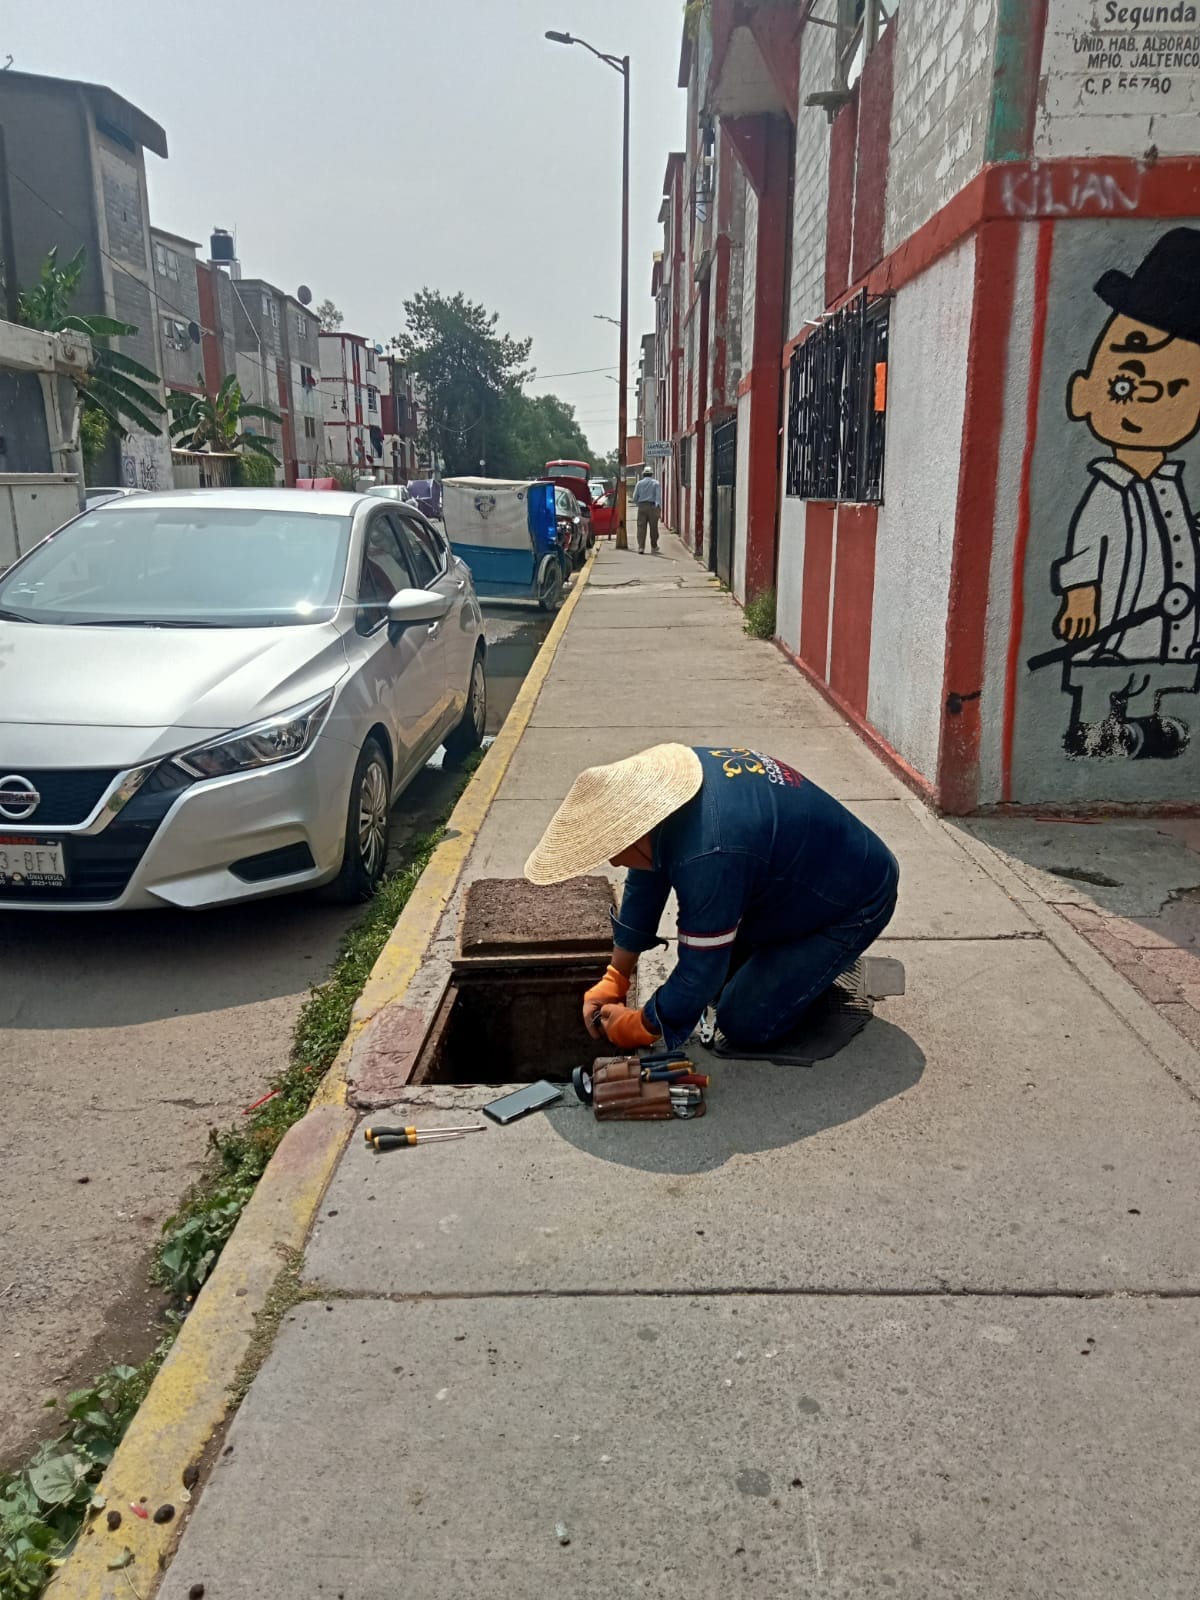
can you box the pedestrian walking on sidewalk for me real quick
[525,744,899,1055]
[632,467,661,553]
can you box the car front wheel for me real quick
[324,736,391,902]
[444,648,486,764]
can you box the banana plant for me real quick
[18,245,166,437]
[167,372,282,466]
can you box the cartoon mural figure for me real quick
[1033,228,1200,760]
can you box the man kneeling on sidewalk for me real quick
[524,744,899,1055]
[632,467,661,552]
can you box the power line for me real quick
[528,364,620,381]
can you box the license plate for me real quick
[0,836,67,888]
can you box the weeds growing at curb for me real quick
[0,752,483,1598]
[0,1338,172,1598]
[743,587,777,641]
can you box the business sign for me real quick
[1040,0,1200,156]
[645,441,673,458]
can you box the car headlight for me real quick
[172,690,334,781]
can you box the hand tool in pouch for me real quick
[574,1056,708,1121]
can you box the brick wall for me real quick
[789,23,834,337]
[885,0,998,254]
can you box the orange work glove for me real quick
[583,965,630,1037]
[584,964,630,1009]
[600,1003,661,1051]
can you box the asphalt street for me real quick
[0,603,550,1466]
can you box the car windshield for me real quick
[0,505,352,627]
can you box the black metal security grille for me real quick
[786,290,890,505]
[713,417,737,487]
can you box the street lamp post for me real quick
[547,30,630,550]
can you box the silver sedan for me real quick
[0,488,487,909]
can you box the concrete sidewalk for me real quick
[158,536,1200,1599]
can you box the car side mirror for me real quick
[386,588,452,641]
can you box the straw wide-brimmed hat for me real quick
[524,744,703,885]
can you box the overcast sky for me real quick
[5,0,684,455]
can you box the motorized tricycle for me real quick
[441,477,571,610]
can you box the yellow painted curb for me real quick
[49,557,593,1600]
[48,1105,353,1599]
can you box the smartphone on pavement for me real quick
[482,1081,564,1125]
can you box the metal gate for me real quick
[711,416,737,586]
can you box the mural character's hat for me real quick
[1095,227,1200,346]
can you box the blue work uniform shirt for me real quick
[612,747,896,1050]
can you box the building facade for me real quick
[656,0,1200,813]
[0,70,172,490]
[231,279,321,483]
[320,331,387,475]
[381,356,424,482]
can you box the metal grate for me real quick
[786,290,890,504]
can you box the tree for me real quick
[488,391,592,479]
[394,290,532,476]
[167,373,282,466]
[316,298,343,332]
[18,245,165,438]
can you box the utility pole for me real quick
[546,31,631,549]
[615,55,630,550]
[0,126,20,325]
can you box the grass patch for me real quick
[0,752,483,1598]
[743,587,777,641]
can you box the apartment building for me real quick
[320,331,385,473]
[0,69,172,489]
[657,0,1200,813]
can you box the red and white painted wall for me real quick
[666,0,1200,812]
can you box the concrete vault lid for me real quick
[458,876,614,961]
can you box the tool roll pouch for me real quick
[591,1056,673,1121]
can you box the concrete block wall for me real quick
[867,236,976,781]
[726,161,747,391]
[733,391,752,604]
[790,24,834,335]
[741,186,759,362]
[98,139,148,272]
[885,0,998,254]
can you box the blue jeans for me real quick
[714,851,899,1048]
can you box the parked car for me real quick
[554,485,589,570]
[365,483,415,504]
[84,487,142,511]
[0,488,487,910]
[545,459,610,539]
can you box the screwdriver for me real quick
[363,1124,484,1144]
[371,1130,478,1151]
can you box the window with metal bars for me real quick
[785,290,889,504]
